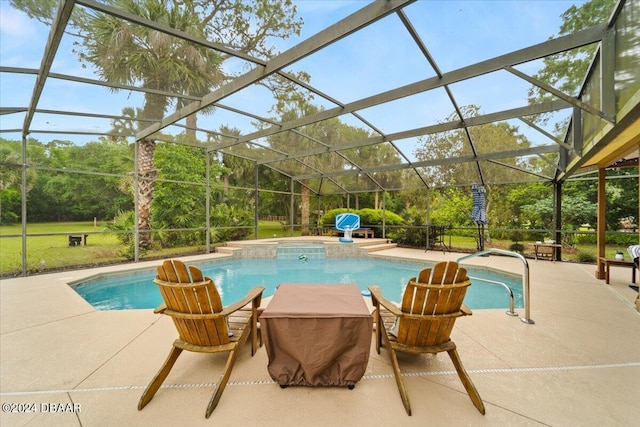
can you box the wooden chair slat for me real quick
[183,287,200,312]
[430,262,448,284]
[160,287,182,313]
[193,286,211,314]
[396,319,409,343]
[450,287,468,309]
[400,278,417,310]
[417,268,431,283]
[434,288,453,315]
[408,284,428,315]
[189,265,205,282]
[204,281,223,313]
[444,266,458,284]
[171,287,191,313]
[427,319,448,346]
[200,319,219,346]
[156,263,171,282]
[174,318,196,344]
[158,260,179,282]
[456,267,469,282]
[415,319,433,347]
[423,286,438,315]
[405,319,422,346]
[172,260,193,283]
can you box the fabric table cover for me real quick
[260,284,373,387]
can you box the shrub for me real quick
[509,242,524,254]
[105,210,146,260]
[393,206,426,247]
[357,208,404,228]
[210,204,253,242]
[607,233,639,246]
[510,230,523,242]
[319,208,404,238]
[572,232,597,244]
[319,208,349,227]
[576,251,596,263]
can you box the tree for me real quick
[496,182,551,229]
[0,138,45,223]
[0,141,23,223]
[267,103,337,235]
[527,0,617,125]
[11,0,303,247]
[265,100,393,234]
[564,170,638,231]
[414,105,537,226]
[152,142,222,246]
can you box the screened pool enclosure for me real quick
[1,0,638,275]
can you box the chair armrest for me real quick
[461,303,472,316]
[220,286,265,316]
[368,285,402,316]
[153,304,167,314]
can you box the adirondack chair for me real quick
[368,261,485,416]
[138,259,264,418]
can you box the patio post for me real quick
[20,135,27,277]
[382,190,386,239]
[290,179,295,236]
[636,166,639,311]
[553,181,562,261]
[254,163,259,239]
[205,151,211,253]
[595,168,606,279]
[133,140,140,262]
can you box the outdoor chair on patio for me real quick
[138,259,264,418]
[368,261,485,416]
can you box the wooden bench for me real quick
[599,257,636,284]
[353,228,374,238]
[330,228,374,238]
[68,234,88,246]
[534,243,562,261]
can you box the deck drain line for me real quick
[2,361,639,397]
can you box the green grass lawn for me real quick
[0,221,301,276]
[256,220,294,239]
[1,222,122,274]
[0,221,626,276]
[0,222,213,275]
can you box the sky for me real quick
[0,0,591,157]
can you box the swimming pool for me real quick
[70,257,523,311]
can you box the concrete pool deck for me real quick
[1,242,639,426]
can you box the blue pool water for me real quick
[70,258,523,311]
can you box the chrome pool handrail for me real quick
[467,275,517,317]
[457,248,534,325]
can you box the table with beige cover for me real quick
[260,283,373,388]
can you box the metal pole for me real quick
[553,181,562,260]
[20,135,27,276]
[254,163,259,239]
[290,179,295,236]
[133,140,139,262]
[382,191,386,239]
[205,151,211,253]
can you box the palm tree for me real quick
[12,0,302,247]
[79,1,224,247]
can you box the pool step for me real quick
[216,245,243,256]
[361,242,397,252]
[217,239,396,256]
